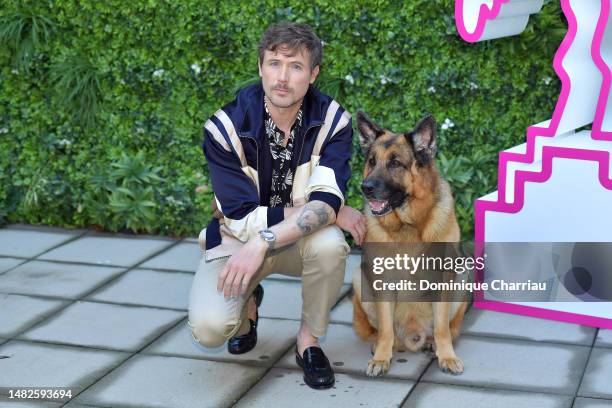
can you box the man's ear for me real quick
[410,115,437,166]
[258,61,262,78]
[357,111,385,153]
[309,65,320,84]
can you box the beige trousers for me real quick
[187,225,350,348]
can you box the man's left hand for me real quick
[217,237,267,298]
[336,205,367,246]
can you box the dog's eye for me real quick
[389,159,402,168]
[368,156,376,166]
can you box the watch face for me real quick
[260,230,275,241]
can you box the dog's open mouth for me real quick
[368,199,392,216]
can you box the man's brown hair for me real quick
[258,22,323,70]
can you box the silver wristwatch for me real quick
[258,229,276,250]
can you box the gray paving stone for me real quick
[88,269,192,310]
[0,229,79,258]
[574,397,612,408]
[38,236,174,266]
[63,403,105,408]
[235,368,413,408]
[144,317,299,365]
[402,382,572,408]
[578,348,612,399]
[277,323,431,380]
[462,308,597,345]
[595,329,612,348]
[258,280,350,320]
[329,296,352,324]
[76,354,265,408]
[63,403,103,408]
[0,261,124,299]
[422,335,590,395]
[20,301,184,351]
[139,241,202,272]
[0,257,25,274]
[0,396,62,407]
[0,294,67,337]
[0,341,127,391]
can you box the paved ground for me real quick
[0,224,611,408]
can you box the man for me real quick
[188,22,366,390]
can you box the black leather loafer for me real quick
[227,284,264,355]
[295,346,335,389]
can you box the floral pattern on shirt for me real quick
[264,98,303,208]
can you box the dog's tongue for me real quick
[369,199,388,212]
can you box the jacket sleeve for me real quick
[305,115,353,215]
[203,127,284,242]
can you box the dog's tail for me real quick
[352,294,378,342]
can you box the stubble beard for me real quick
[266,92,299,109]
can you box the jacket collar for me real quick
[236,82,324,140]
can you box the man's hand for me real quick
[336,205,367,246]
[217,236,267,298]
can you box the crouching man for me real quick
[188,22,366,389]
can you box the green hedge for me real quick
[0,0,564,239]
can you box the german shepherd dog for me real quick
[352,112,468,376]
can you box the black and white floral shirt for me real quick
[264,98,303,208]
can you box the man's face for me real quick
[259,45,320,109]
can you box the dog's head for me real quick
[357,112,438,217]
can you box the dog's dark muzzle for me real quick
[362,178,409,217]
[361,179,383,199]
[361,179,394,216]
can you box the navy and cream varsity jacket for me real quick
[201,83,353,260]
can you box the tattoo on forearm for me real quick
[297,202,331,234]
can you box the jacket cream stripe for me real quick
[313,101,340,156]
[315,109,350,155]
[212,110,259,193]
[214,109,247,167]
[332,110,351,138]
[224,206,269,242]
[214,194,267,242]
[204,120,231,152]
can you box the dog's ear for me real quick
[357,111,385,153]
[409,115,437,166]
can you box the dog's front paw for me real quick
[366,359,390,377]
[438,356,464,375]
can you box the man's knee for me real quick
[302,225,350,261]
[187,316,238,348]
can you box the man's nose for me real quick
[278,65,289,82]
